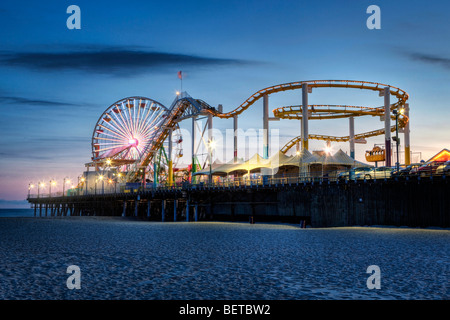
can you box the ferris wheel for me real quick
[91,97,183,178]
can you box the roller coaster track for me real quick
[130,80,409,180]
[210,79,408,119]
[274,103,409,154]
[280,125,405,154]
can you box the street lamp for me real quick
[98,175,104,194]
[298,149,303,181]
[80,176,86,195]
[108,178,114,193]
[28,183,34,198]
[208,139,216,185]
[38,182,45,198]
[49,180,56,197]
[392,108,404,174]
[63,178,71,197]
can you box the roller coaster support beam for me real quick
[168,128,173,186]
[349,116,355,159]
[383,86,392,167]
[208,113,213,184]
[404,103,411,165]
[301,83,309,150]
[191,116,197,183]
[233,115,238,163]
[263,94,269,159]
[153,163,157,188]
[297,119,302,152]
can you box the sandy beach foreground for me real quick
[0,217,448,300]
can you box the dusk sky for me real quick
[0,0,449,206]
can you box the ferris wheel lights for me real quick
[128,138,138,146]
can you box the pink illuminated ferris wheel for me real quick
[91,97,170,170]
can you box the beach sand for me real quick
[0,217,448,300]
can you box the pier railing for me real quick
[27,169,447,199]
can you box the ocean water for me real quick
[0,216,448,300]
[0,208,34,217]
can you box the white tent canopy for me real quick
[192,149,370,176]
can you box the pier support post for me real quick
[404,103,411,165]
[384,86,392,167]
[263,94,269,159]
[173,199,177,222]
[301,83,309,150]
[161,200,165,222]
[147,200,151,219]
[194,204,198,222]
[122,201,127,217]
[186,199,190,222]
[134,200,139,217]
[349,116,355,159]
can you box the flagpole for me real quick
[178,70,183,95]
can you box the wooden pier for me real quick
[28,176,450,228]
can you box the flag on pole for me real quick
[177,71,182,79]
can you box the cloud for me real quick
[404,52,450,70]
[0,47,255,76]
[0,96,80,107]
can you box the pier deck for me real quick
[27,176,450,228]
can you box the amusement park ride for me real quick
[80,80,410,189]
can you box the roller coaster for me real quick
[87,80,410,185]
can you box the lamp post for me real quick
[98,175,104,194]
[38,182,44,198]
[63,178,71,197]
[108,178,114,194]
[49,180,56,197]
[392,108,404,174]
[28,183,34,198]
[208,139,216,186]
[80,176,86,195]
